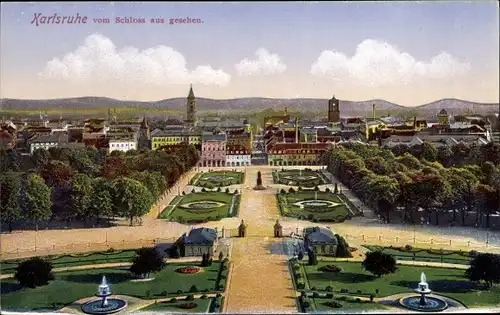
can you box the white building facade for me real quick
[108,139,137,153]
[225,153,251,166]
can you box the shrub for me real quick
[177,290,183,294]
[192,188,196,193]
[340,289,349,293]
[356,290,362,294]
[355,298,361,302]
[469,250,479,257]
[311,286,317,291]
[201,294,207,299]
[325,285,333,292]
[217,187,222,192]
[404,244,413,251]
[325,187,331,192]
[189,285,198,293]
[14,257,54,288]
[314,185,319,191]
[185,294,194,301]
[225,188,230,193]
[295,273,302,279]
[370,294,374,302]
[325,293,334,298]
[201,188,207,192]
[293,264,300,270]
[170,298,177,303]
[312,292,319,298]
[288,187,295,193]
[280,188,286,194]
[107,248,115,253]
[161,290,168,296]
[375,288,380,295]
[337,296,347,301]
[182,191,186,195]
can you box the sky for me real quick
[0,1,498,106]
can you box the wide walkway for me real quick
[223,168,297,313]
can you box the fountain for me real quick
[399,272,448,312]
[81,276,127,314]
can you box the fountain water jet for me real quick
[399,272,448,312]
[81,276,127,314]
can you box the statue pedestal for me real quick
[253,185,267,190]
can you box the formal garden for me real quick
[273,168,330,187]
[160,189,240,223]
[277,187,360,222]
[0,249,139,274]
[0,247,230,312]
[139,295,221,313]
[189,170,245,188]
[362,245,473,265]
[291,250,500,312]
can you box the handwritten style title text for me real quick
[30,13,203,26]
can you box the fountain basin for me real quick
[81,298,127,314]
[399,295,448,312]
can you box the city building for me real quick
[137,116,151,150]
[200,132,227,167]
[185,84,197,127]
[150,129,201,150]
[225,144,251,166]
[29,132,69,154]
[108,132,137,153]
[303,226,338,256]
[327,95,340,123]
[176,227,218,257]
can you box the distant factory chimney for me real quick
[372,104,376,119]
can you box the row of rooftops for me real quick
[179,226,336,246]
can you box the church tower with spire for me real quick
[185,84,197,127]
[328,95,340,123]
[138,116,151,149]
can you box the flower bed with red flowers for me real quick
[319,265,343,272]
[348,247,358,252]
[175,266,202,274]
[178,302,198,309]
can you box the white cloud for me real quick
[39,33,231,87]
[235,48,287,76]
[310,39,470,86]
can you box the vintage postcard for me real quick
[0,1,499,314]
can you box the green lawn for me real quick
[160,191,239,222]
[139,298,213,312]
[0,249,138,274]
[300,261,500,308]
[311,296,390,311]
[191,171,244,188]
[1,261,227,311]
[278,191,351,222]
[274,169,328,187]
[363,245,472,265]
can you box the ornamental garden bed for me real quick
[0,261,228,311]
[301,296,389,312]
[296,261,500,308]
[273,169,329,187]
[190,171,244,188]
[176,266,202,274]
[0,249,138,274]
[140,298,212,312]
[362,245,472,265]
[277,190,353,222]
[160,191,239,222]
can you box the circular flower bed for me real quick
[320,265,343,272]
[175,266,202,274]
[178,302,198,309]
[325,301,343,308]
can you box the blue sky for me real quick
[0,1,498,105]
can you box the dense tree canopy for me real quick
[0,144,198,231]
[324,142,500,227]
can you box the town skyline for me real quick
[1,1,498,106]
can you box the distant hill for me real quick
[0,96,498,115]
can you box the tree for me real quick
[15,257,54,288]
[169,244,181,258]
[130,247,166,279]
[218,251,224,261]
[465,253,500,289]
[297,251,304,261]
[256,171,262,186]
[307,250,318,265]
[0,171,23,232]
[112,177,154,226]
[32,148,50,168]
[39,160,74,186]
[88,177,115,225]
[23,173,52,231]
[335,234,352,258]
[201,253,210,266]
[362,251,398,278]
[334,183,339,194]
[68,173,93,225]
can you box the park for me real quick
[1,144,500,313]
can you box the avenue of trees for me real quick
[323,142,500,228]
[0,144,199,231]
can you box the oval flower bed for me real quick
[319,265,343,272]
[175,266,202,274]
[178,302,198,309]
